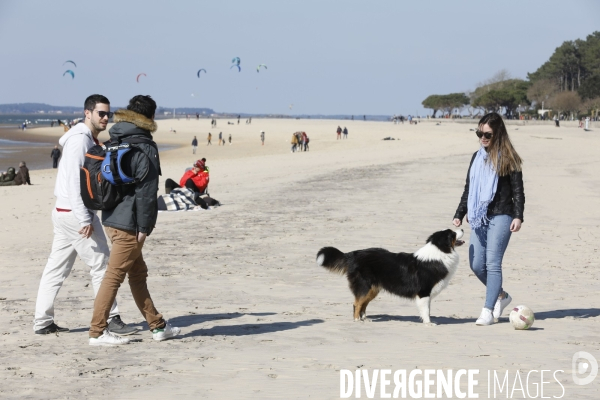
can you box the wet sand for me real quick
[0,127,62,171]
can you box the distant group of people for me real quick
[392,115,405,124]
[336,126,348,139]
[579,116,591,129]
[0,162,30,186]
[291,131,309,152]
[211,118,217,127]
[203,132,230,146]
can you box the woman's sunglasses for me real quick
[476,130,493,140]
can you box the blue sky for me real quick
[0,0,598,115]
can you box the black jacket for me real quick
[14,166,30,185]
[454,151,525,222]
[51,148,61,159]
[101,109,161,235]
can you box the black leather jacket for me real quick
[454,152,525,222]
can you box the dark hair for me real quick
[478,112,522,175]
[127,95,157,119]
[84,94,110,111]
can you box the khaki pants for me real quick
[89,227,164,337]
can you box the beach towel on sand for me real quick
[158,187,199,211]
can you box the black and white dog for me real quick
[317,229,463,324]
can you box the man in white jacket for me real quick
[33,94,138,337]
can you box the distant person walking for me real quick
[291,133,298,153]
[336,126,342,140]
[191,136,198,154]
[363,115,366,121]
[228,134,232,145]
[260,131,265,145]
[302,132,309,151]
[343,127,348,139]
[51,145,62,168]
[218,132,222,146]
[207,132,212,145]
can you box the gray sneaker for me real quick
[107,315,140,336]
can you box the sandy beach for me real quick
[0,118,599,399]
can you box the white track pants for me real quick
[33,209,118,331]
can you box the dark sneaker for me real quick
[107,315,140,336]
[35,322,70,334]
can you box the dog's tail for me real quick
[316,247,348,275]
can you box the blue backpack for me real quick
[80,138,156,210]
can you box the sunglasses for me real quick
[88,110,114,119]
[475,130,493,140]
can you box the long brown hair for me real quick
[478,112,522,175]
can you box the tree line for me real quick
[422,31,600,119]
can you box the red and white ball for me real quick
[509,305,535,330]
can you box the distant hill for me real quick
[0,103,392,121]
[0,103,216,116]
[0,103,83,114]
[156,107,215,116]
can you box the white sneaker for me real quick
[89,329,130,346]
[475,308,494,326]
[493,292,512,319]
[152,322,181,342]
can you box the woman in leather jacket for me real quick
[452,112,525,326]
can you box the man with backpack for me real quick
[33,94,137,336]
[88,95,181,346]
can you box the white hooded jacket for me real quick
[55,123,97,227]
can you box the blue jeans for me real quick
[469,214,513,310]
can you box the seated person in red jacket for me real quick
[165,158,209,193]
[164,159,220,209]
[179,158,209,193]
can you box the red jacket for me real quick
[180,169,209,192]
